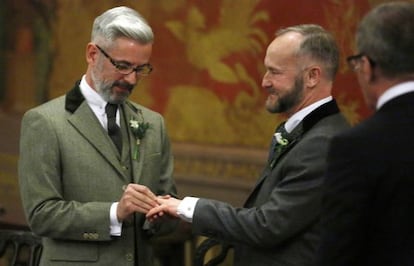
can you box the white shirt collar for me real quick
[284,96,333,133]
[79,75,121,129]
[376,81,414,110]
[79,75,107,115]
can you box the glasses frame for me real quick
[346,53,365,71]
[346,53,376,71]
[95,45,153,76]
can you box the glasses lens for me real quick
[347,54,363,71]
[137,64,153,76]
[114,62,153,76]
[115,64,133,75]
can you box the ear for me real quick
[86,43,98,64]
[304,66,321,88]
[359,56,375,84]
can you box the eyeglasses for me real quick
[95,45,153,76]
[346,53,365,71]
[347,53,376,71]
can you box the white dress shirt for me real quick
[79,76,122,236]
[376,81,414,110]
[177,96,334,222]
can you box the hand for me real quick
[117,184,159,221]
[146,196,182,222]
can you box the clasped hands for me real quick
[116,183,180,222]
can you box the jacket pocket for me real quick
[44,238,98,262]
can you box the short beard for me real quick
[91,65,133,104]
[266,74,304,114]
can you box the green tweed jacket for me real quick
[18,82,177,266]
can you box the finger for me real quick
[125,184,159,209]
[146,205,166,218]
[132,184,158,199]
[119,192,156,214]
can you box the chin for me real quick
[265,99,278,113]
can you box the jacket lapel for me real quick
[244,100,340,206]
[65,82,127,179]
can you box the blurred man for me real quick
[319,2,414,266]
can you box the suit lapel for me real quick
[65,82,127,180]
[244,100,340,206]
[268,126,303,169]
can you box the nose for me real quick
[262,71,271,89]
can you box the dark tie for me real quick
[105,103,122,154]
[268,122,287,162]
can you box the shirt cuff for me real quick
[110,202,122,236]
[177,197,200,223]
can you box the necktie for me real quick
[268,122,287,162]
[105,103,122,154]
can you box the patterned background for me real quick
[0,0,402,227]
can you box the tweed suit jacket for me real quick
[192,100,350,266]
[18,82,177,266]
[319,91,414,266]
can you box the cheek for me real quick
[271,76,294,92]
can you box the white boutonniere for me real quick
[274,132,289,151]
[129,118,150,160]
[269,132,290,169]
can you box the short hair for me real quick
[356,2,414,78]
[276,24,339,81]
[91,6,153,47]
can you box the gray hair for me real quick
[276,24,339,81]
[91,6,153,47]
[356,2,414,78]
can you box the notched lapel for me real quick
[65,83,127,179]
[67,102,127,178]
[245,100,340,206]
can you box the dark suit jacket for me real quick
[319,92,414,266]
[18,82,177,266]
[192,100,350,266]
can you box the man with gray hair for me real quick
[319,2,414,266]
[147,24,349,266]
[18,6,177,265]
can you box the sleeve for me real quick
[18,109,113,241]
[110,202,122,236]
[177,197,200,222]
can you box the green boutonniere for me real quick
[129,117,150,160]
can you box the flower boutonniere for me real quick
[269,132,290,169]
[129,116,150,160]
[274,132,289,152]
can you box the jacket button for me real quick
[125,253,133,261]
